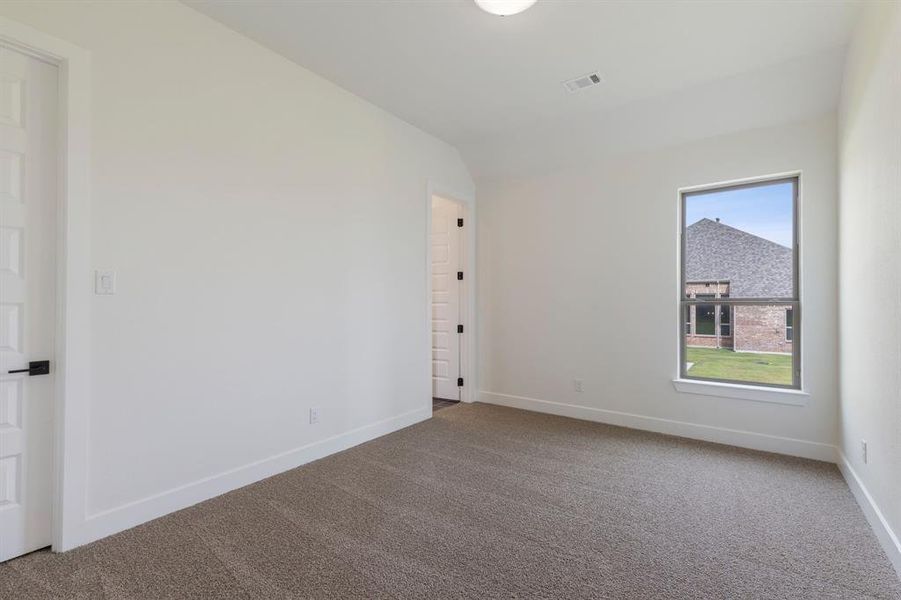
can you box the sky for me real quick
[685,181,794,247]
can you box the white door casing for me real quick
[0,45,58,562]
[431,196,462,401]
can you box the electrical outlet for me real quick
[309,407,320,425]
[862,440,868,464]
[573,379,584,393]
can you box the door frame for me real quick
[0,17,91,553]
[427,182,476,405]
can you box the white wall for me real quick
[0,1,472,547]
[837,1,901,574]
[478,115,838,460]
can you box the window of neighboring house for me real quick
[695,295,716,335]
[720,303,731,337]
[680,176,799,389]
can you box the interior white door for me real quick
[431,196,462,401]
[0,46,58,562]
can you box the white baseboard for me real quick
[837,451,901,579]
[73,406,431,549]
[478,391,836,462]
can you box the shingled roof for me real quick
[685,218,793,298]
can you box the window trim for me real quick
[672,378,808,405]
[678,174,801,391]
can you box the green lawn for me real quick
[685,347,792,386]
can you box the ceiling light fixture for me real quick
[474,0,537,17]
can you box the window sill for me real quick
[672,378,809,406]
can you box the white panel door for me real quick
[0,46,58,562]
[431,196,462,401]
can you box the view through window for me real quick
[680,177,799,388]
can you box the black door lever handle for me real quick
[8,360,50,376]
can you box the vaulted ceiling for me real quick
[185,0,861,178]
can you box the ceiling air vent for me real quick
[563,72,604,93]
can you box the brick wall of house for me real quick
[733,305,793,354]
[685,332,734,348]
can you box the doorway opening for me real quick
[430,194,469,412]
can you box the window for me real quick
[695,295,716,335]
[680,177,799,389]
[719,303,731,337]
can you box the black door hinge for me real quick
[457,377,464,387]
[457,324,464,334]
[457,271,463,280]
[457,218,464,227]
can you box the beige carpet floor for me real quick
[2,403,900,599]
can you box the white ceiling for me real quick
[185,0,861,178]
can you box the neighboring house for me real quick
[685,218,794,353]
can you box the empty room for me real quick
[0,0,900,598]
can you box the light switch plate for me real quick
[95,270,117,295]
